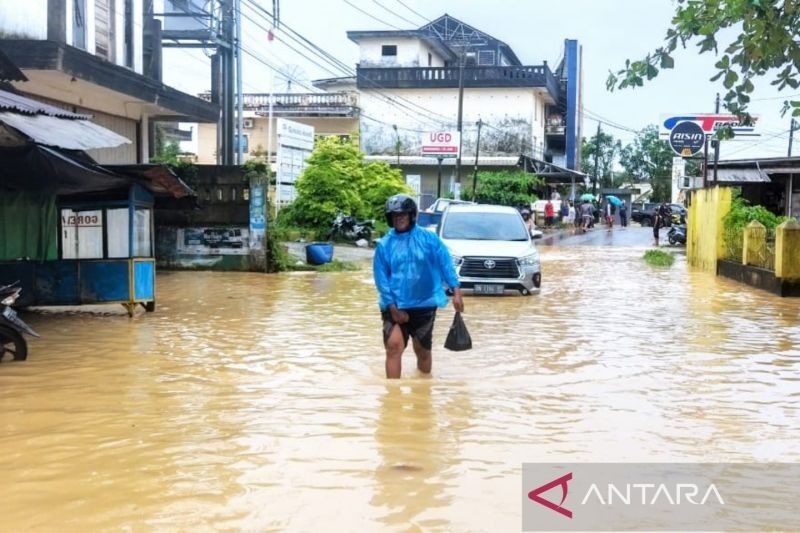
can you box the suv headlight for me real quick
[518,253,539,267]
[451,254,462,268]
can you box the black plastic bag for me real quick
[444,312,472,351]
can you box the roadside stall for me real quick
[0,145,194,315]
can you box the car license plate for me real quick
[473,284,504,295]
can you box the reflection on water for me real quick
[1,247,799,530]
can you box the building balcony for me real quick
[253,92,359,118]
[356,65,560,100]
[199,92,359,118]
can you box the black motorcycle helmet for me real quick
[384,194,418,229]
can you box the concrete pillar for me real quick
[47,0,67,42]
[742,220,766,266]
[775,218,800,280]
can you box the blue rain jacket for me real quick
[373,225,460,311]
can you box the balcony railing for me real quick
[197,92,359,117]
[356,65,560,98]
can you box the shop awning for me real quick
[0,144,193,199]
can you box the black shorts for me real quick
[381,307,437,350]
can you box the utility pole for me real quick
[235,0,243,165]
[789,118,798,157]
[592,122,600,195]
[219,0,236,165]
[393,124,400,166]
[713,92,720,183]
[454,47,466,199]
[436,156,444,198]
[471,118,483,201]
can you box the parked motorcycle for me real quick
[0,282,39,362]
[667,223,687,246]
[327,212,374,241]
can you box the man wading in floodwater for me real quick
[373,195,464,379]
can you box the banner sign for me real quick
[276,118,314,205]
[422,131,460,158]
[659,114,760,138]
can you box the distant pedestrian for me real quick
[566,201,576,226]
[619,202,628,227]
[605,202,616,229]
[579,201,593,232]
[560,201,569,223]
[653,202,672,246]
[544,199,555,228]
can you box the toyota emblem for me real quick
[483,259,496,269]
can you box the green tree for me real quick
[473,170,543,206]
[618,124,703,202]
[581,130,623,188]
[607,0,800,123]
[618,125,674,202]
[277,136,410,230]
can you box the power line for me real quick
[392,0,430,24]
[371,0,420,27]
[723,128,790,157]
[239,0,452,126]
[340,0,404,30]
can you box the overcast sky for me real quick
[165,0,800,160]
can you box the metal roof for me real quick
[365,155,518,166]
[712,167,771,183]
[0,112,130,150]
[0,90,90,118]
[0,50,26,82]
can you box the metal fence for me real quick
[724,225,777,270]
[722,226,743,262]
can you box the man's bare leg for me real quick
[412,337,432,374]
[385,325,405,379]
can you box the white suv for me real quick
[438,204,542,295]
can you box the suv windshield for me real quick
[441,212,529,241]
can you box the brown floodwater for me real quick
[1,241,799,530]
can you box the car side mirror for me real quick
[530,229,543,240]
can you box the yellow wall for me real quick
[687,186,733,273]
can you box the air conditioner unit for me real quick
[243,118,254,129]
[679,176,703,190]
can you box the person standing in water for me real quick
[373,195,464,379]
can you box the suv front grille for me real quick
[460,257,520,278]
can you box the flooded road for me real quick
[2,233,799,530]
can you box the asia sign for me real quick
[659,114,760,138]
[422,131,460,158]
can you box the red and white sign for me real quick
[422,131,460,158]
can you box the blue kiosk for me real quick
[0,144,192,316]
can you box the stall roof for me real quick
[0,144,193,198]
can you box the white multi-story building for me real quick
[314,14,584,206]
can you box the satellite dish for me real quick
[277,64,308,93]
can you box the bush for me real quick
[277,137,411,233]
[472,170,543,206]
[643,249,675,267]
[723,196,789,232]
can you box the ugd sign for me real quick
[422,131,460,158]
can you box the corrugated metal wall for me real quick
[84,111,137,164]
